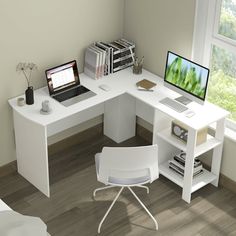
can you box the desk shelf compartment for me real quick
[159,161,217,193]
[157,128,222,158]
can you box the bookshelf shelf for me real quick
[159,161,183,188]
[191,169,217,193]
[157,128,222,158]
[159,162,217,193]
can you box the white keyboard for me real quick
[159,97,188,113]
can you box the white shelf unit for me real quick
[153,109,227,203]
[157,128,222,158]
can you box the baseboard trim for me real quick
[48,115,103,145]
[48,123,103,155]
[136,123,153,143]
[219,173,236,194]
[0,161,17,178]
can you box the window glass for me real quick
[219,0,236,40]
[208,45,236,121]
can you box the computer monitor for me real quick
[164,51,210,105]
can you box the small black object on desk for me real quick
[25,86,34,105]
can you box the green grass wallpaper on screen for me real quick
[165,53,209,99]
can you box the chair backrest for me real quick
[98,145,159,185]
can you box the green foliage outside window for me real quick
[208,70,236,121]
[207,0,236,122]
[219,0,236,40]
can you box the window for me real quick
[193,0,236,130]
[208,45,236,123]
[218,0,236,41]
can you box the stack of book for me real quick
[84,39,135,79]
[168,151,203,178]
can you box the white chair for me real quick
[93,145,159,233]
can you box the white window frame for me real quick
[192,0,236,132]
[214,0,236,47]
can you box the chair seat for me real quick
[108,175,150,186]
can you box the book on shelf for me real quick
[84,47,99,79]
[89,45,104,78]
[99,42,114,74]
[169,163,204,178]
[173,156,202,169]
[168,159,203,174]
[136,79,156,91]
[168,151,203,178]
[93,44,105,78]
[95,42,111,75]
[173,151,202,168]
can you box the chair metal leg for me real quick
[128,187,158,230]
[98,187,124,234]
[93,186,116,197]
[136,185,149,194]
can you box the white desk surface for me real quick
[8,68,229,130]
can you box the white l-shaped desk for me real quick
[9,68,229,203]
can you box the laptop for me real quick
[45,60,96,107]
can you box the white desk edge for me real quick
[8,68,229,130]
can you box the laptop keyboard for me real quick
[53,86,90,102]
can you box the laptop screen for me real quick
[45,60,80,95]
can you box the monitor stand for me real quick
[175,96,192,105]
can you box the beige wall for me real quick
[124,0,196,77]
[220,138,236,181]
[0,0,124,166]
[201,131,236,182]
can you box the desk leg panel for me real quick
[211,118,225,186]
[13,111,50,197]
[104,94,136,143]
[182,128,197,203]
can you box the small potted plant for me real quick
[16,62,37,105]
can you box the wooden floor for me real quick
[1,125,236,236]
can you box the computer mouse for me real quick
[185,110,195,118]
[99,84,110,91]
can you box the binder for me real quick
[89,45,103,78]
[84,47,99,79]
[91,45,106,78]
[95,42,110,75]
[101,42,113,74]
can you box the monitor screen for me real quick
[164,51,209,103]
[45,60,80,95]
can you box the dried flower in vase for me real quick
[16,62,38,87]
[16,62,37,105]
